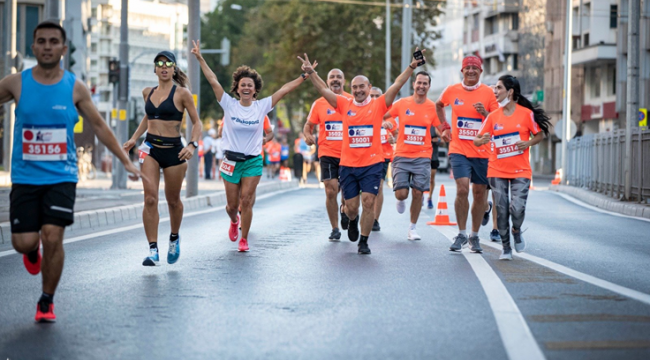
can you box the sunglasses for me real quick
[155,60,176,68]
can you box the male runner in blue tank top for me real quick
[0,21,143,322]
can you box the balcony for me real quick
[572,43,616,65]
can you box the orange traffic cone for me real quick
[551,170,561,185]
[279,166,291,182]
[426,184,457,226]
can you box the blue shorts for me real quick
[449,153,489,185]
[339,162,383,200]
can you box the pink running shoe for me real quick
[23,247,42,275]
[238,238,249,252]
[229,214,240,242]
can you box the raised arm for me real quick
[384,48,425,106]
[271,75,307,108]
[191,40,225,102]
[297,54,338,108]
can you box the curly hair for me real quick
[231,65,264,99]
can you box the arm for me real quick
[384,48,425,106]
[298,54,338,108]
[177,88,203,161]
[0,73,19,104]
[436,100,452,142]
[191,40,225,102]
[517,131,544,150]
[271,76,306,108]
[124,88,152,151]
[263,127,274,145]
[474,116,492,147]
[303,121,317,146]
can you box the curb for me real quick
[550,184,650,220]
[0,180,299,244]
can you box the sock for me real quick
[39,292,54,304]
[360,235,369,242]
[459,230,467,236]
[409,223,416,230]
[27,248,39,263]
[471,231,479,238]
[512,227,520,233]
[149,242,158,250]
[170,233,179,242]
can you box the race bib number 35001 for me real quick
[457,117,482,140]
[325,121,343,141]
[494,132,524,159]
[22,125,67,161]
[348,125,373,148]
[404,125,427,145]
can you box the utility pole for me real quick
[624,0,640,200]
[385,0,391,91]
[400,0,412,98]
[45,0,61,21]
[112,0,129,189]
[560,0,573,184]
[186,0,201,198]
[3,0,17,172]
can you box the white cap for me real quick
[208,128,217,136]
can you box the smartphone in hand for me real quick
[413,50,426,67]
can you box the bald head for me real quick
[327,68,345,94]
[370,87,383,99]
[351,76,371,103]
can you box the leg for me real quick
[470,184,488,232]
[141,156,162,244]
[223,179,241,223]
[454,177,470,231]
[429,169,437,200]
[204,152,213,180]
[488,178,511,241]
[492,191,498,229]
[410,189,424,224]
[374,179,385,220]
[12,232,40,255]
[409,158,431,224]
[40,224,66,295]
[324,178,340,229]
[344,194,361,221]
[239,175,261,239]
[359,192,376,236]
[162,162,188,234]
[509,178,531,232]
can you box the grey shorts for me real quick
[392,156,431,192]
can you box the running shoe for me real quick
[490,229,501,242]
[372,219,381,232]
[167,238,180,264]
[229,214,240,242]
[348,217,360,242]
[396,200,406,214]
[358,239,371,255]
[340,205,349,230]
[238,238,249,252]
[23,247,42,275]
[35,302,56,323]
[427,198,434,209]
[329,228,342,242]
[500,240,513,260]
[482,201,492,226]
[449,234,468,252]
[407,228,421,241]
[468,235,483,253]
[512,230,526,253]
[142,248,160,266]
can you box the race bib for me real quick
[404,125,426,145]
[325,121,343,141]
[138,142,152,164]
[457,117,482,140]
[348,125,373,148]
[494,132,524,159]
[381,128,388,144]
[220,158,236,176]
[22,125,67,161]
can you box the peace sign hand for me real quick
[191,40,202,59]
[297,54,318,74]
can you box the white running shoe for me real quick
[407,228,421,241]
[396,200,406,214]
[499,249,513,260]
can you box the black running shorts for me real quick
[10,182,77,233]
[319,156,340,182]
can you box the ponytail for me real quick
[498,75,551,136]
[174,67,190,89]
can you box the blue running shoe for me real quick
[142,248,159,266]
[482,201,492,226]
[167,237,180,264]
[427,198,434,209]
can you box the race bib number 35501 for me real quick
[22,125,67,161]
[494,132,524,159]
[457,117,482,140]
[348,125,373,148]
[404,125,426,145]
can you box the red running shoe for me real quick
[35,302,56,323]
[229,214,240,242]
[238,238,249,252]
[23,248,42,275]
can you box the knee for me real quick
[241,195,254,209]
[412,189,423,200]
[361,197,375,210]
[41,228,62,248]
[144,195,158,208]
[456,186,469,199]
[325,185,338,200]
[395,190,408,201]
[167,197,183,210]
[11,235,39,254]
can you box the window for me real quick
[512,54,518,70]
[584,33,590,47]
[511,14,519,30]
[590,67,602,98]
[610,5,618,29]
[14,5,42,58]
[572,35,581,50]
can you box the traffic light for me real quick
[108,59,120,84]
[66,41,76,71]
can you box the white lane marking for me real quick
[0,187,301,258]
[479,240,650,306]
[433,225,546,360]
[547,191,650,223]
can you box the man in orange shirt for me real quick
[387,71,442,240]
[299,50,426,255]
[436,55,499,253]
[303,69,352,241]
[369,87,395,232]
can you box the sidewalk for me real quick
[550,184,650,220]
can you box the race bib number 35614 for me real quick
[457,117,482,140]
[348,125,373,148]
[22,125,67,161]
[494,132,524,159]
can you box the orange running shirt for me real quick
[267,141,282,162]
[336,95,390,168]
[388,96,441,159]
[438,83,498,159]
[308,92,352,159]
[478,104,540,179]
[381,116,397,160]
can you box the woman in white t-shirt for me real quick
[192,40,312,252]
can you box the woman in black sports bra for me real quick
[123,51,203,267]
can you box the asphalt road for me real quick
[1,176,650,360]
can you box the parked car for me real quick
[437,147,449,173]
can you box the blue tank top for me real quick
[12,69,79,185]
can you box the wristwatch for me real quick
[189,141,198,148]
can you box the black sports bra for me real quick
[145,85,184,121]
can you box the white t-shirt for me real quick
[214,137,224,159]
[219,92,273,156]
[203,136,214,153]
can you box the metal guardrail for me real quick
[566,128,650,202]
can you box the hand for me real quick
[304,133,316,146]
[409,47,426,69]
[123,139,136,152]
[473,102,488,117]
[297,54,319,74]
[178,145,195,161]
[516,141,530,150]
[382,120,394,130]
[191,40,202,59]
[387,132,396,145]
[124,161,146,182]
[442,129,452,142]
[478,133,491,145]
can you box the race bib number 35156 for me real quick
[457,117,482,140]
[22,125,67,161]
